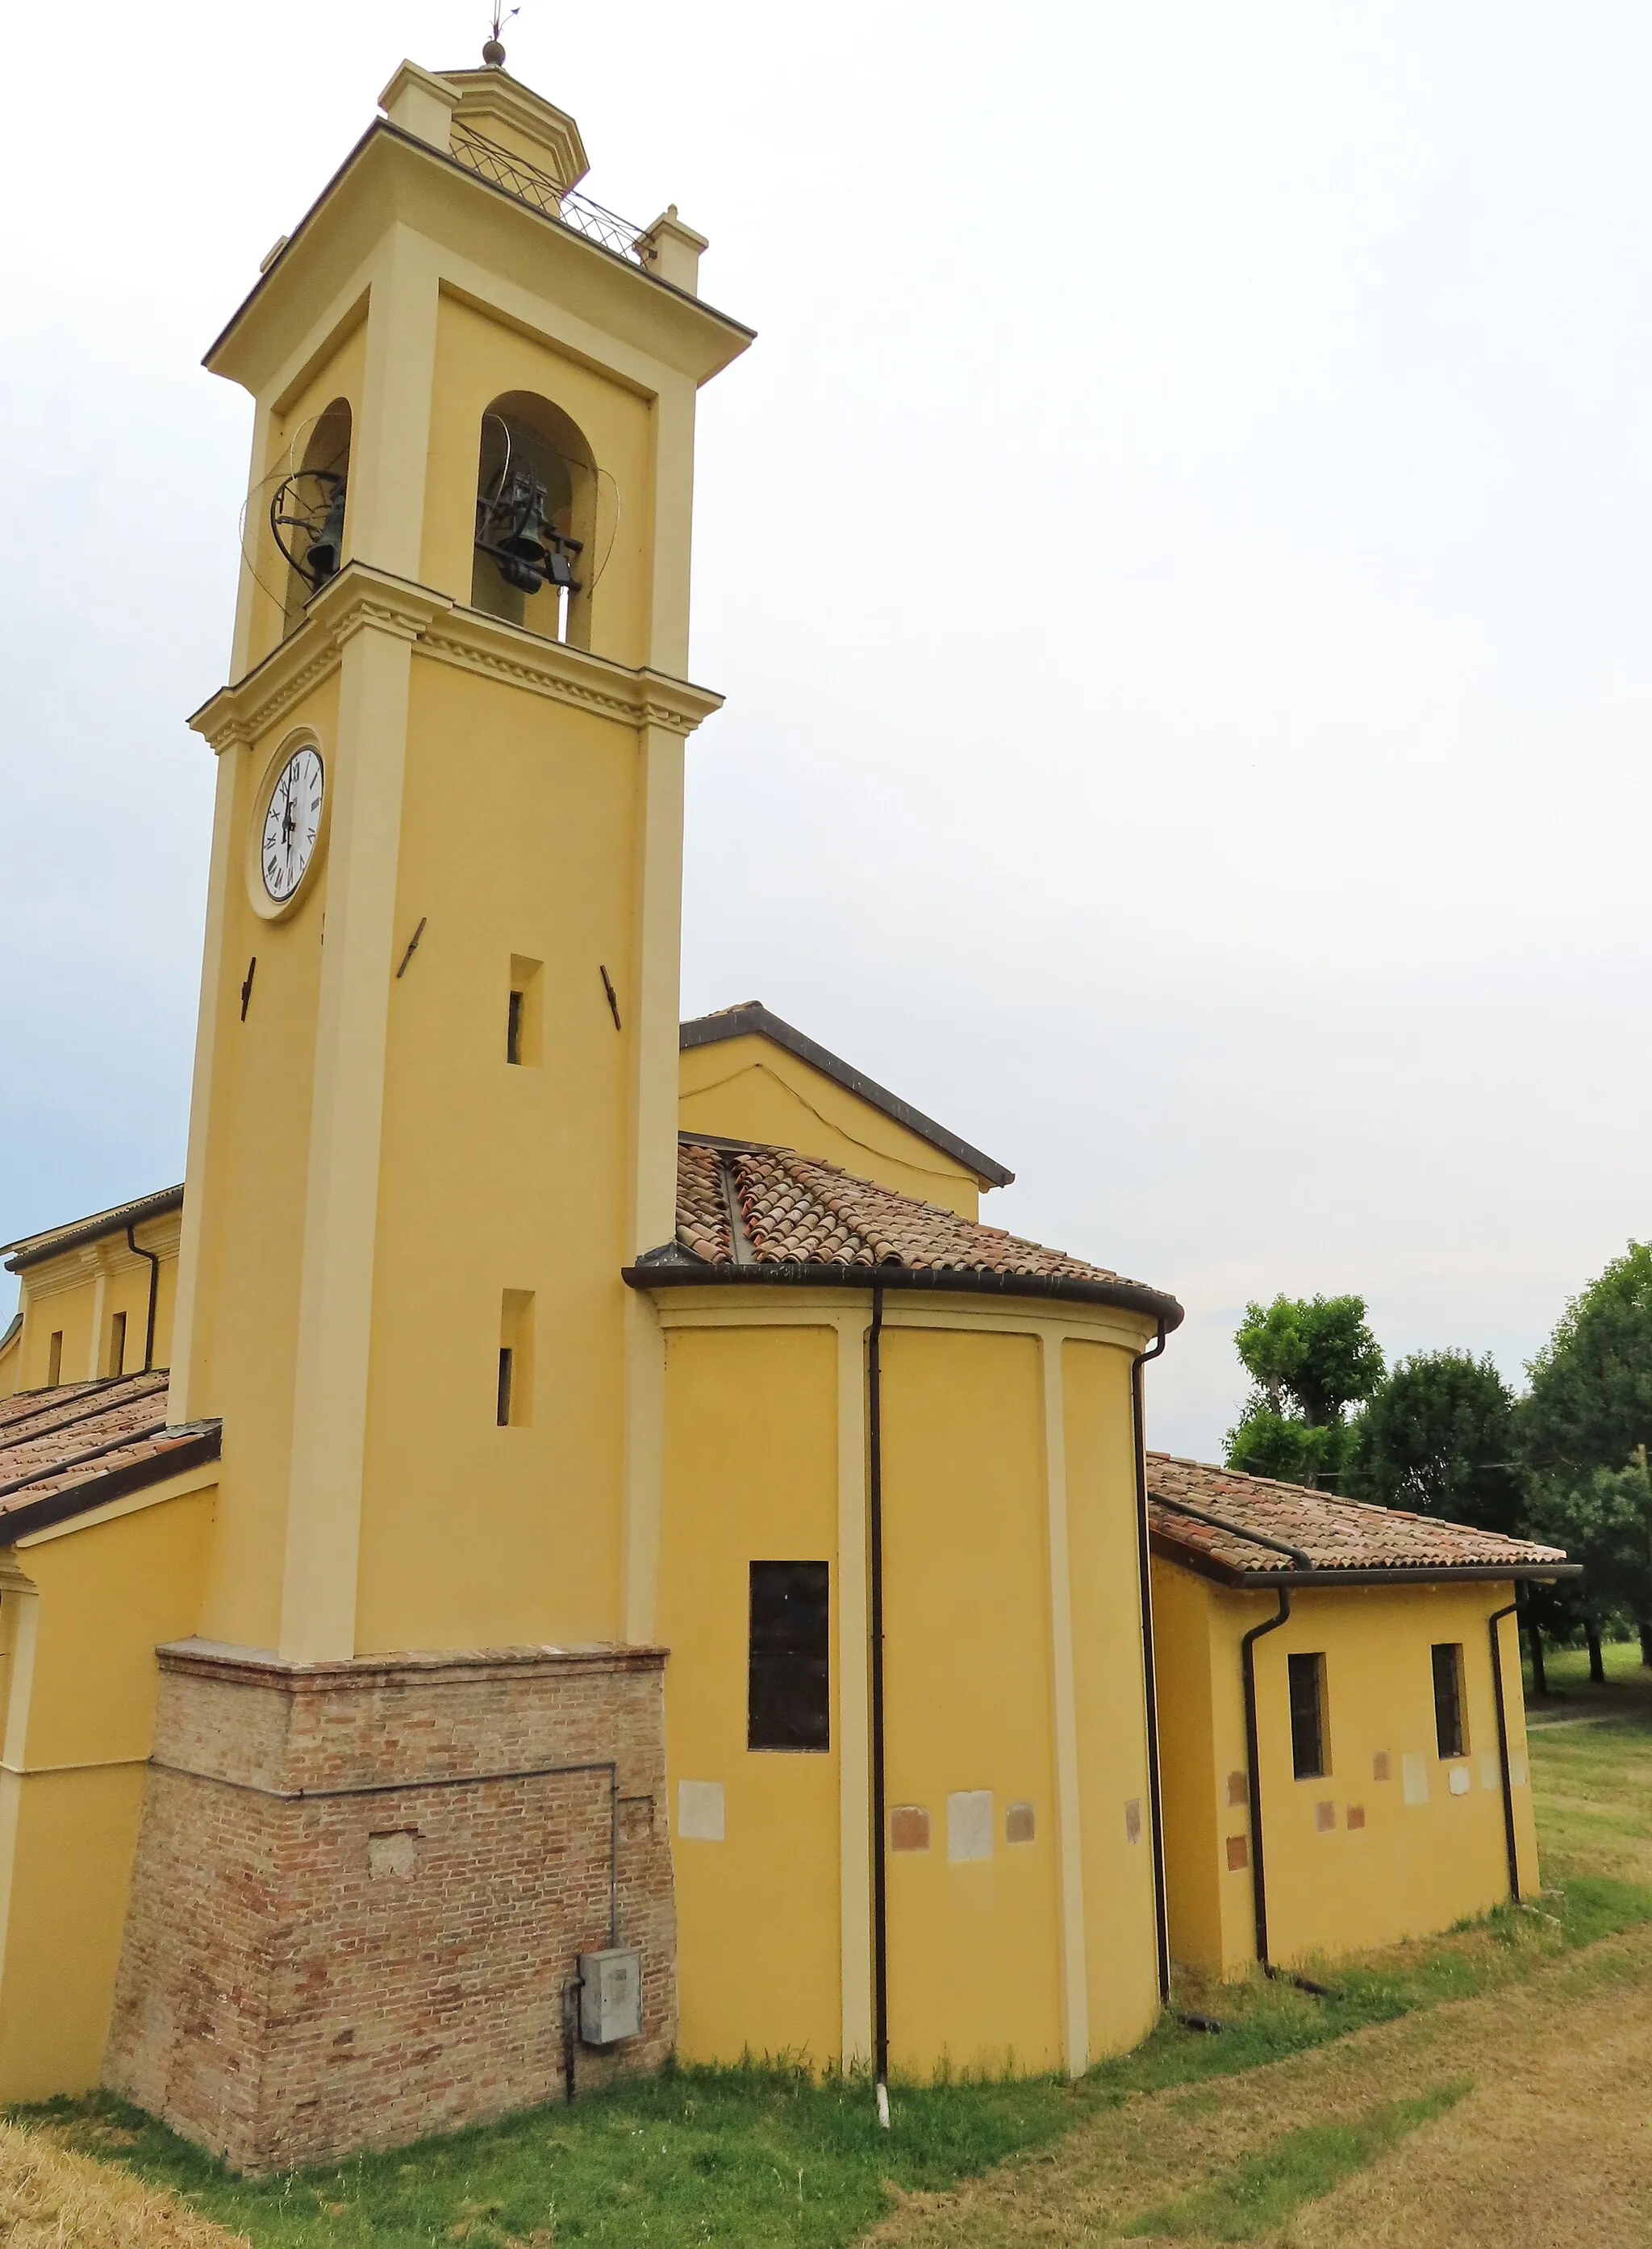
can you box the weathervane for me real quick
[482,2,519,65]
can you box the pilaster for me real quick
[167,748,243,1426]
[280,585,436,1662]
[349,225,441,581]
[1042,1331,1089,2077]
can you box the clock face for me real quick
[260,746,324,903]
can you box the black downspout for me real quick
[1130,1321,1170,2003]
[1241,1588,1291,1968]
[867,1284,890,2127]
[1488,1598,1521,1904]
[125,1224,161,1375]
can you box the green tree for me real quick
[1522,1460,1652,1681]
[1348,1350,1522,1536]
[1224,1294,1383,1490]
[1520,1245,1652,1681]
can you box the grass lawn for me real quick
[14,1635,1652,2247]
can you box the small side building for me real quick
[1147,1454,1576,1977]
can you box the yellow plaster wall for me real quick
[189,677,337,1650]
[0,1324,17,1400]
[678,1037,983,1218]
[419,293,653,668]
[0,1486,215,2098]
[879,1325,1062,2076]
[1145,1557,1225,1970]
[7,1220,181,1395]
[353,652,639,1650]
[1062,1341,1163,2057]
[657,1321,842,2065]
[1156,1568,1537,1976]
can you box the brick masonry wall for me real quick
[103,1642,674,2173]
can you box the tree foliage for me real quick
[1517,1245,1652,1646]
[1521,1242,1652,1474]
[1225,1294,1383,1488]
[1348,1350,1521,1535]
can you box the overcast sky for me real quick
[2,2,1649,1457]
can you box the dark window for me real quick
[748,1562,829,1751]
[496,1347,514,1428]
[109,1310,127,1378]
[1432,1642,1466,1758]
[1288,1652,1327,1780]
[507,989,524,1065]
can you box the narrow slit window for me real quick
[46,1331,62,1387]
[748,1562,830,1751]
[506,956,543,1066]
[1432,1642,1467,1759]
[1288,1651,1328,1780]
[107,1310,127,1379]
[497,1288,534,1426]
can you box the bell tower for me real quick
[106,52,750,2167]
[165,54,749,1665]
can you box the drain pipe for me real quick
[1488,1596,1521,1904]
[867,1283,891,2128]
[125,1223,161,1374]
[1130,1320,1170,2002]
[1241,1588,1292,1967]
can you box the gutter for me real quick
[622,1254,1185,1332]
[1149,1538,1580,1592]
[0,1428,221,1545]
[1130,1321,1171,2003]
[1241,1588,1294,1968]
[1487,1598,1521,1904]
[126,1223,162,1373]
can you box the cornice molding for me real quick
[420,605,724,736]
[190,563,724,753]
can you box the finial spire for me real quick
[483,2,518,65]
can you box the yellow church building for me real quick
[0,45,1573,2175]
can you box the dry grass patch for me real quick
[869,1927,1652,2247]
[0,2113,247,2247]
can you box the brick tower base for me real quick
[103,1640,674,2173]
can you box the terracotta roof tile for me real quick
[1147,1452,1571,1580]
[0,1371,219,1537]
[673,1137,1144,1290]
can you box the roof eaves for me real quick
[1150,1528,1581,1590]
[0,1425,221,1546]
[3,1185,185,1273]
[624,1252,1182,1328]
[679,1003,1015,1189]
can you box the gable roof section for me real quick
[2,1184,184,1274]
[627,1136,1183,1325]
[680,1003,1014,1190]
[1147,1452,1575,1587]
[0,1370,219,1543]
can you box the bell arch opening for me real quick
[272,400,352,632]
[470,393,599,648]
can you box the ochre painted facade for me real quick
[654,1299,1160,2080]
[1153,1562,1537,1977]
[678,1030,987,1218]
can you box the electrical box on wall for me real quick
[578,1946,642,2045]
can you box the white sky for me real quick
[2,2,1648,1457]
